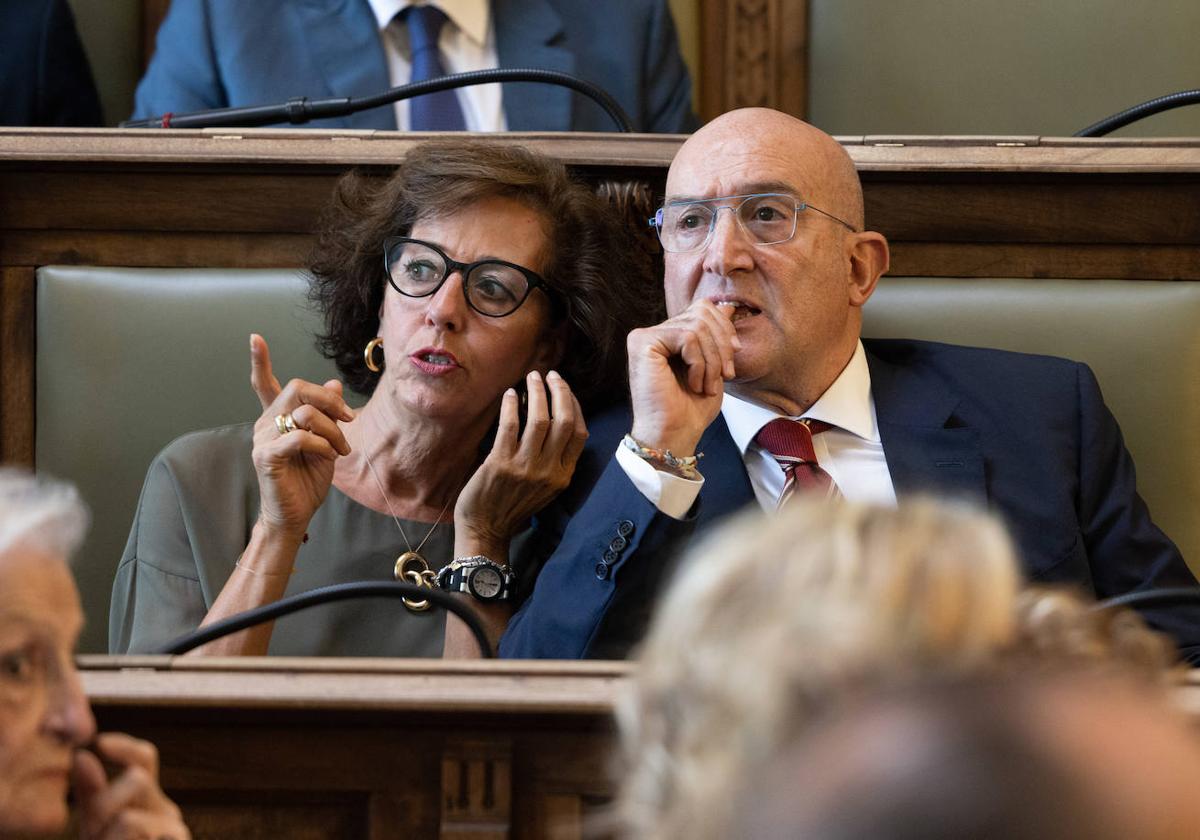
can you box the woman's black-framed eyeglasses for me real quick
[383,236,554,318]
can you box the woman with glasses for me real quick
[111,139,658,657]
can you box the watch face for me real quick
[469,566,503,599]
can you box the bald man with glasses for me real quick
[499,108,1200,661]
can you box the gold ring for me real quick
[284,412,298,433]
[274,414,290,435]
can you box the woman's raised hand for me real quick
[454,370,588,553]
[249,334,354,539]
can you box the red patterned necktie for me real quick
[755,418,842,507]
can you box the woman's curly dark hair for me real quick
[308,139,663,411]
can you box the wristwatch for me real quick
[437,555,515,603]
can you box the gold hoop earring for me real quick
[364,337,384,373]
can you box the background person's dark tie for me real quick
[404,5,467,130]
[756,418,842,507]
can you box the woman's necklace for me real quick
[361,448,454,611]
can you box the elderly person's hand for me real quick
[454,369,588,553]
[73,733,190,840]
[248,333,355,540]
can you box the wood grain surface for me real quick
[76,658,631,839]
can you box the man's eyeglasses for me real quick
[384,237,553,318]
[648,192,858,253]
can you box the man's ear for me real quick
[847,231,890,308]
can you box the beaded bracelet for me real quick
[622,434,704,480]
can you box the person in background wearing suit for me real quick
[131,0,697,133]
[0,0,103,126]
[498,107,1200,660]
[0,470,189,839]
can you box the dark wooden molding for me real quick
[698,0,809,123]
[0,268,35,466]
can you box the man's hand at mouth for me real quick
[626,300,740,456]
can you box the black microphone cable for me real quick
[158,580,493,657]
[1075,89,1200,137]
[121,68,633,133]
[1091,586,1200,613]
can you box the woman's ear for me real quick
[530,319,569,373]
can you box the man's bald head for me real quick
[659,107,889,413]
[668,108,864,230]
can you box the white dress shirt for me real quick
[365,0,506,131]
[617,341,898,518]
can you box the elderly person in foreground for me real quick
[615,497,1178,840]
[111,139,657,657]
[0,470,189,839]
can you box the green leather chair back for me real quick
[37,267,338,653]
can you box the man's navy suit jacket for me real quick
[1,0,103,127]
[132,0,697,133]
[501,339,1200,661]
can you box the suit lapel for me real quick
[696,414,757,522]
[867,346,987,503]
[493,0,575,130]
[291,0,396,129]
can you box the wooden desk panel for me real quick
[72,657,1200,839]
[77,657,631,840]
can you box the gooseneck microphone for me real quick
[159,580,494,657]
[1075,89,1200,137]
[120,68,634,133]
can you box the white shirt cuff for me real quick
[614,442,704,520]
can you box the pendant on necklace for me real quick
[395,552,435,613]
[394,551,428,581]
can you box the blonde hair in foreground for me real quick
[619,499,1022,840]
[1013,585,1177,680]
[613,497,1180,840]
[615,497,1021,840]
